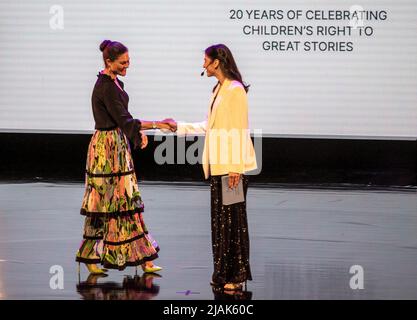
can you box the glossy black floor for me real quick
[0,181,416,300]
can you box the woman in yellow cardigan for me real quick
[168,44,257,291]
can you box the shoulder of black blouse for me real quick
[94,73,111,92]
[96,73,125,90]
[96,72,113,82]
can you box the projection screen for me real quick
[0,0,416,139]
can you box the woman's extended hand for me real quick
[161,118,177,132]
[228,172,241,189]
[140,131,148,149]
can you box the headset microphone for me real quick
[200,60,214,76]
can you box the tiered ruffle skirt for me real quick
[75,128,159,270]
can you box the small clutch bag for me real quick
[221,175,245,206]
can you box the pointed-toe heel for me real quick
[86,264,106,275]
[223,283,243,291]
[141,265,163,273]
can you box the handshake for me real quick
[158,118,178,132]
[140,118,178,149]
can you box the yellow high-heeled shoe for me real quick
[86,263,107,275]
[141,263,162,273]
[77,262,108,274]
[223,282,243,291]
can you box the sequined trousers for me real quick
[210,175,252,284]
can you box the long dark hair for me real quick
[205,44,249,93]
[100,40,128,67]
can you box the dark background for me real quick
[0,132,415,188]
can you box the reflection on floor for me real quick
[76,272,252,300]
[0,182,416,299]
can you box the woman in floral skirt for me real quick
[75,40,173,274]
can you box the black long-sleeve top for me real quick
[91,72,142,149]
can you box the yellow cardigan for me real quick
[177,78,257,179]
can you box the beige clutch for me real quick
[221,175,245,206]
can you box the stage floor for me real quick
[0,181,416,300]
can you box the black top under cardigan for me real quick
[91,72,142,149]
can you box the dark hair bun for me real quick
[99,40,112,52]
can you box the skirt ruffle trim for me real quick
[85,169,134,178]
[80,206,144,217]
[82,231,150,245]
[75,247,160,271]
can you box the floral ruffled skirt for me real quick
[75,128,159,270]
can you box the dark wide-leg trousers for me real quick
[210,174,252,284]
